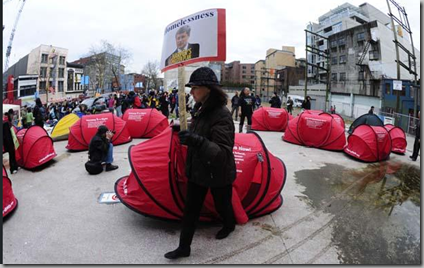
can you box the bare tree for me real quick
[86,40,132,93]
[141,61,160,91]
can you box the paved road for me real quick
[3,122,420,264]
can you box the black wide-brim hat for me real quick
[185,67,222,88]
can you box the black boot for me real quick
[216,226,235,240]
[239,125,243,133]
[105,164,119,171]
[164,247,191,259]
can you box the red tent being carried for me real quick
[16,126,56,169]
[252,107,291,132]
[115,127,287,224]
[283,110,346,151]
[384,124,407,154]
[3,165,18,218]
[122,109,169,138]
[344,125,392,162]
[66,113,132,151]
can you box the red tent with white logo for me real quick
[344,125,392,162]
[252,107,291,132]
[115,127,287,224]
[16,126,57,169]
[283,110,346,151]
[122,109,169,138]
[3,165,18,218]
[384,124,407,154]
[66,113,132,151]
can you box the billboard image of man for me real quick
[165,25,200,67]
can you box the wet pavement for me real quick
[295,162,420,264]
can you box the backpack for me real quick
[85,160,103,175]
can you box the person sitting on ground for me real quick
[87,125,119,173]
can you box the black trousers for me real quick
[239,113,252,127]
[179,181,235,249]
[412,137,420,159]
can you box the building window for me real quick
[385,83,391,95]
[338,37,346,46]
[331,57,338,65]
[50,67,55,76]
[242,66,246,69]
[358,71,365,81]
[59,56,66,65]
[242,75,246,79]
[331,73,338,81]
[39,81,46,91]
[369,50,379,60]
[41,54,48,63]
[357,32,365,42]
[58,81,64,92]
[340,72,346,81]
[339,55,347,64]
[58,68,64,78]
[400,85,406,96]
[40,67,47,78]
[242,70,246,74]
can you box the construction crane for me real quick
[4,0,26,76]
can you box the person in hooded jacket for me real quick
[88,125,119,172]
[237,87,256,133]
[164,67,237,260]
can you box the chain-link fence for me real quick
[379,111,419,136]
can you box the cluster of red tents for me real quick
[115,127,287,223]
[252,107,292,132]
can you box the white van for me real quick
[287,95,304,108]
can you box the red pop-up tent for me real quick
[283,110,346,151]
[3,165,18,218]
[66,113,132,151]
[122,108,169,138]
[16,126,57,169]
[115,127,287,224]
[384,124,407,154]
[252,107,291,132]
[344,125,392,162]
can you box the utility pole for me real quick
[387,0,419,117]
[386,0,401,114]
[304,29,330,111]
[177,65,187,131]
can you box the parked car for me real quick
[72,97,107,114]
[287,95,304,108]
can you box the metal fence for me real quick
[379,111,419,136]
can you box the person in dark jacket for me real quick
[3,109,19,174]
[230,91,240,121]
[33,98,46,127]
[88,125,119,172]
[237,87,256,133]
[159,92,170,118]
[368,106,374,114]
[269,92,281,108]
[410,111,420,161]
[287,96,294,115]
[301,96,311,110]
[165,67,237,260]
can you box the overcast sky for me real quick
[2,0,421,74]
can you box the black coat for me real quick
[269,96,281,108]
[415,119,420,139]
[88,134,110,163]
[302,100,311,110]
[185,99,236,188]
[238,95,255,115]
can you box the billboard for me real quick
[160,8,226,72]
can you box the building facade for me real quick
[4,44,69,102]
[71,52,124,94]
[254,46,296,100]
[66,62,84,98]
[306,2,420,117]
[221,61,255,86]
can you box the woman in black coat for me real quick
[165,67,237,259]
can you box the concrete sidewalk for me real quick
[2,125,420,264]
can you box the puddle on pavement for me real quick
[294,161,420,264]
